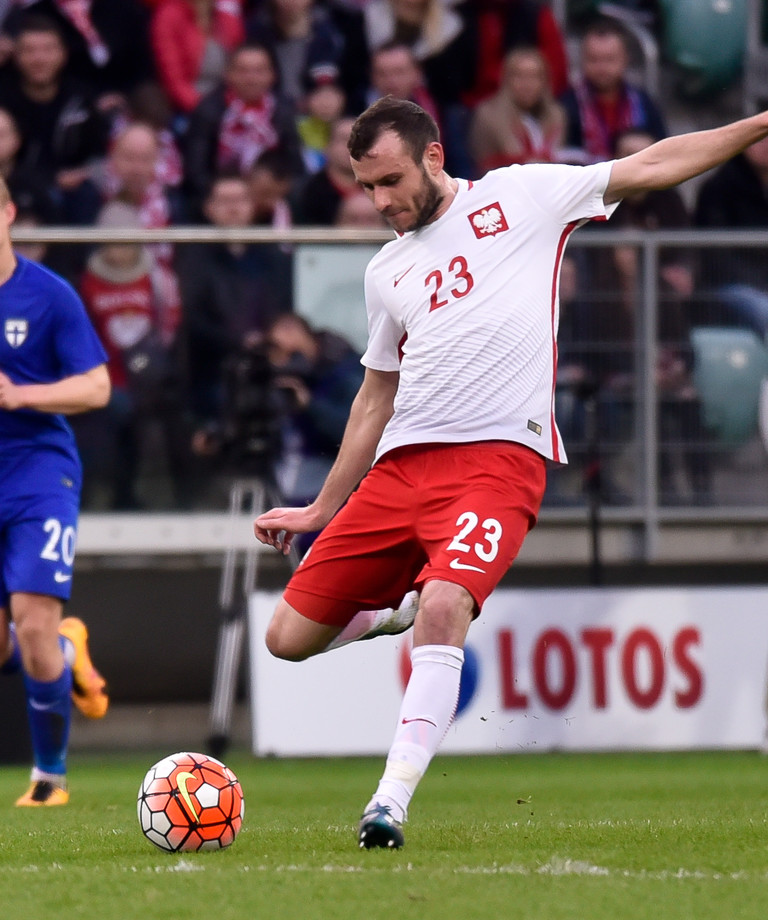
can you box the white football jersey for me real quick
[362,160,619,463]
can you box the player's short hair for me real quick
[0,176,11,206]
[348,96,439,164]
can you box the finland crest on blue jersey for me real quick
[4,317,28,347]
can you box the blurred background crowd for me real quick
[4,0,767,512]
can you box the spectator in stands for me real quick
[361,0,475,174]
[293,115,357,224]
[248,146,294,228]
[178,172,292,422]
[322,0,371,114]
[1,1,155,110]
[295,70,346,173]
[109,81,185,191]
[150,0,245,117]
[78,200,193,509]
[98,122,186,270]
[469,46,567,174]
[265,312,364,510]
[245,0,346,109]
[365,41,439,123]
[562,129,711,505]
[694,137,768,341]
[183,41,304,214]
[461,0,569,107]
[99,122,183,222]
[334,188,388,228]
[559,17,666,163]
[0,105,60,221]
[0,14,109,224]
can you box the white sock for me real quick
[30,767,67,789]
[323,591,418,652]
[366,644,464,823]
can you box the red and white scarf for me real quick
[217,93,278,173]
[574,79,645,161]
[54,0,109,65]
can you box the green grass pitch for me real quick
[2,750,767,920]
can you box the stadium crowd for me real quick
[0,0,758,510]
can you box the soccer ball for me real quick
[137,751,245,853]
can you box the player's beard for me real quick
[401,167,444,232]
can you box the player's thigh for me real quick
[284,464,423,628]
[416,442,547,609]
[3,491,80,603]
[264,598,343,661]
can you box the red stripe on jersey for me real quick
[550,220,579,461]
[397,331,408,363]
[468,180,474,190]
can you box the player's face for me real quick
[0,197,16,250]
[352,130,445,234]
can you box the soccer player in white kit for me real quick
[255,96,768,849]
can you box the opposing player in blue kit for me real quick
[0,177,111,806]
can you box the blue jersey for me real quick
[0,256,107,477]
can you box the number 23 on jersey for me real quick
[425,255,474,313]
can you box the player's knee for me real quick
[264,619,313,662]
[13,615,47,652]
[417,582,475,646]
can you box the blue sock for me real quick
[23,668,73,776]
[1,623,22,674]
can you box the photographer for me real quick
[192,315,363,522]
[264,314,364,506]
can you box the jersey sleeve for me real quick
[51,280,108,377]
[360,264,403,372]
[512,160,620,225]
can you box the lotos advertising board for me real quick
[248,587,768,756]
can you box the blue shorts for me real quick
[0,453,82,609]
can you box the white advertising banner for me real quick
[248,587,768,756]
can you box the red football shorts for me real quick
[284,440,547,627]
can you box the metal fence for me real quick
[15,226,768,562]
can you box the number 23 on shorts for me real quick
[446,511,503,573]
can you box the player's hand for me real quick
[254,506,320,555]
[0,370,22,410]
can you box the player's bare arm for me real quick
[0,363,111,412]
[254,367,399,554]
[605,110,768,204]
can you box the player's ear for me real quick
[423,141,444,177]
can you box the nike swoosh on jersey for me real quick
[54,571,72,583]
[393,264,416,287]
[449,558,486,573]
[401,717,437,727]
